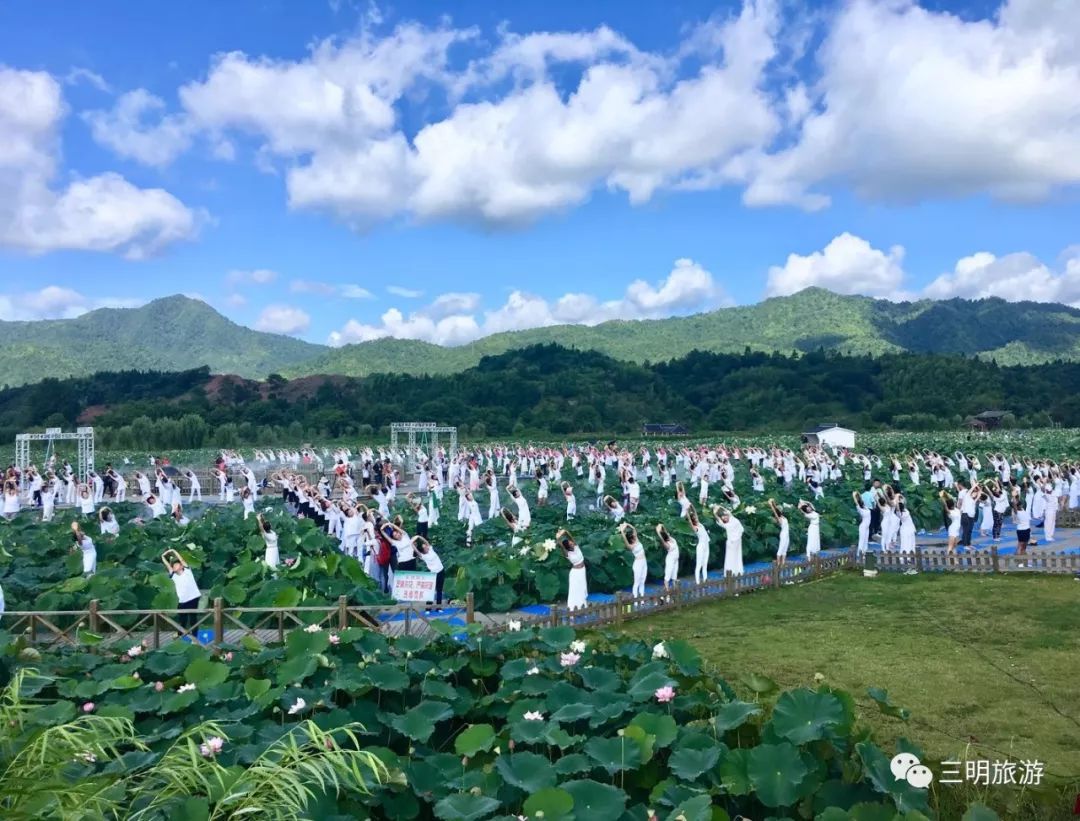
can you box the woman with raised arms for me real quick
[557,529,588,610]
[618,523,648,599]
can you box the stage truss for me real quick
[15,427,95,484]
[389,422,457,473]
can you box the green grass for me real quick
[620,571,1080,817]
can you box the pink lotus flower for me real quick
[654,685,675,703]
[559,652,580,667]
[223,652,234,662]
[127,645,143,657]
[154,681,164,692]
[82,702,95,713]
[199,736,225,758]
[328,633,340,645]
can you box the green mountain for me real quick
[6,289,1080,387]
[285,288,1080,377]
[0,295,321,387]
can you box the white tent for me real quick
[803,424,855,449]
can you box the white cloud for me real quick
[290,279,375,299]
[764,233,1080,308]
[741,0,1080,208]
[87,4,783,228]
[254,305,311,335]
[224,293,247,307]
[924,251,1080,306]
[289,279,338,296]
[329,258,730,345]
[78,0,1080,226]
[83,89,193,166]
[227,268,277,286]
[0,285,144,321]
[387,285,423,298]
[0,66,199,258]
[765,233,906,298]
[341,284,374,299]
[64,67,110,92]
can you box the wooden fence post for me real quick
[914,548,923,573]
[89,599,100,633]
[772,561,780,589]
[990,544,1000,573]
[213,598,224,645]
[465,592,475,624]
[614,592,625,625]
[724,570,732,597]
[338,595,348,630]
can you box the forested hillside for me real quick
[5,290,1080,387]
[3,344,1079,450]
[0,296,321,387]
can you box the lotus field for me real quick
[1,429,1076,819]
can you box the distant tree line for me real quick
[0,344,1077,449]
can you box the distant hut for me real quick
[802,423,856,449]
[642,423,689,437]
[966,410,1008,431]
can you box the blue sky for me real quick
[0,0,1077,346]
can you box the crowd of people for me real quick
[1,441,1074,617]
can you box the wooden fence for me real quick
[518,550,854,631]
[874,545,1080,574]
[2,596,477,648]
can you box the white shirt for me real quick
[419,547,444,573]
[171,568,201,603]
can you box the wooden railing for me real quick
[514,550,855,631]
[2,595,476,648]
[874,545,1080,574]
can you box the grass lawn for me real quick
[619,571,1080,818]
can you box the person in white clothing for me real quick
[463,491,482,546]
[41,479,56,522]
[185,470,202,503]
[799,501,821,558]
[414,536,446,605]
[172,504,190,527]
[619,523,648,599]
[2,481,20,520]
[98,507,119,537]
[656,524,680,590]
[712,506,745,576]
[852,492,870,558]
[257,513,279,569]
[768,499,790,565]
[557,529,588,610]
[77,484,95,518]
[162,550,201,634]
[562,481,576,520]
[688,507,710,584]
[72,524,97,577]
[145,494,166,519]
[240,487,256,520]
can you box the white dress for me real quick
[856,506,870,555]
[630,541,647,598]
[566,546,588,610]
[947,508,961,539]
[694,523,710,583]
[721,517,745,575]
[79,536,97,575]
[805,512,821,557]
[264,531,280,568]
[663,539,680,583]
[777,516,790,558]
[898,511,916,554]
